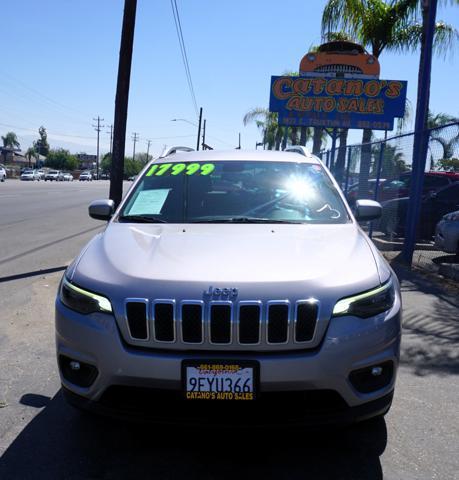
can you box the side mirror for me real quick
[354,199,382,221]
[89,199,114,221]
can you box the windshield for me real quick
[119,160,349,224]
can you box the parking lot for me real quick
[0,180,458,480]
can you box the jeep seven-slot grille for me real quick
[126,300,319,347]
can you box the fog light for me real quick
[349,361,393,393]
[59,355,98,388]
[70,361,80,371]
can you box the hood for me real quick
[70,222,382,301]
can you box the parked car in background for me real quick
[100,173,110,180]
[63,172,74,182]
[37,169,46,180]
[45,170,62,181]
[435,210,459,255]
[79,171,93,181]
[0,164,6,182]
[347,171,459,205]
[380,182,459,239]
[20,169,40,181]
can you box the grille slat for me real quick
[182,304,203,343]
[296,302,318,342]
[126,301,148,340]
[239,305,261,344]
[210,305,231,344]
[267,304,289,344]
[154,303,175,342]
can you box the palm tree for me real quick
[427,111,459,166]
[322,0,458,197]
[1,131,20,164]
[2,131,20,149]
[25,147,37,168]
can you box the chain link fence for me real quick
[318,122,459,280]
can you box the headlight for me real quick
[332,279,395,318]
[60,276,112,314]
[443,211,459,222]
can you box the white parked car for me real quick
[63,172,74,182]
[0,164,6,182]
[45,170,62,181]
[20,169,40,181]
[79,171,93,181]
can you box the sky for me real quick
[1,0,458,159]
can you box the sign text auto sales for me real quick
[269,76,407,130]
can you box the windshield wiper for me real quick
[118,215,167,223]
[190,216,304,224]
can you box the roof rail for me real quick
[283,146,313,158]
[160,146,195,158]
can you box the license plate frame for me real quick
[182,360,259,401]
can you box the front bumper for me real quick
[55,295,401,424]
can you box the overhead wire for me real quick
[170,0,199,118]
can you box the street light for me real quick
[171,107,203,150]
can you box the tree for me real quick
[427,111,459,166]
[101,153,112,173]
[322,0,458,196]
[25,147,37,167]
[45,148,78,171]
[2,131,20,149]
[1,131,20,164]
[437,157,459,171]
[123,156,143,178]
[34,126,50,157]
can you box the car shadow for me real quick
[0,390,387,480]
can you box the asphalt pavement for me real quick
[0,180,458,480]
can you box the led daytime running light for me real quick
[63,277,112,313]
[333,280,393,316]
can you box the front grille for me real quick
[315,64,363,74]
[124,299,319,349]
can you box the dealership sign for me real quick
[269,76,407,130]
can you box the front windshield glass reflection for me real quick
[120,161,349,224]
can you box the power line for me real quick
[170,0,199,117]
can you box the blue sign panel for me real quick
[269,76,407,130]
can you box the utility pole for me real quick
[201,119,206,149]
[110,0,137,207]
[132,132,139,160]
[196,107,203,151]
[92,116,105,180]
[402,0,438,264]
[146,139,152,160]
[236,132,241,149]
[107,124,113,156]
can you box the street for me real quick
[0,181,458,480]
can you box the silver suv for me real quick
[55,148,401,425]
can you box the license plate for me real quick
[183,361,258,401]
